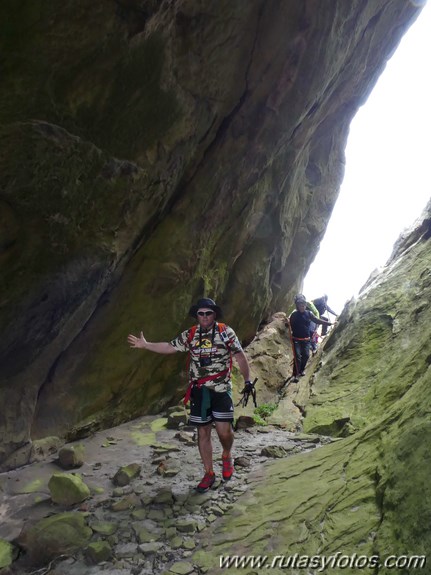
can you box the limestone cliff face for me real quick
[194,202,431,573]
[0,1,421,467]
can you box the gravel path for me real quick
[0,410,332,574]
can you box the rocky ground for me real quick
[0,398,334,575]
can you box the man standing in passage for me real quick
[127,298,251,493]
[287,294,333,382]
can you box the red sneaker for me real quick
[222,454,234,481]
[196,471,215,493]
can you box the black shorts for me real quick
[189,385,234,426]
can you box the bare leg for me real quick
[214,421,234,458]
[197,423,214,473]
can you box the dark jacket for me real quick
[289,310,329,339]
[312,297,337,317]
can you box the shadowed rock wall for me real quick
[0,0,421,467]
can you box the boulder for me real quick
[112,463,141,486]
[48,473,90,506]
[57,444,85,469]
[16,512,92,567]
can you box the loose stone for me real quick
[176,519,197,533]
[112,463,142,487]
[168,561,195,575]
[84,540,113,564]
[58,444,85,469]
[89,521,118,536]
[114,542,139,558]
[138,542,164,555]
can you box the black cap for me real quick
[188,297,223,318]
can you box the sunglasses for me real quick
[197,311,215,317]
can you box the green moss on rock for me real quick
[19,478,45,494]
[150,417,168,432]
[112,463,141,486]
[17,512,92,567]
[130,431,156,447]
[48,472,90,506]
[89,521,118,536]
[84,540,113,564]
[0,539,18,568]
[193,220,431,573]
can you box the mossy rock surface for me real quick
[150,417,168,432]
[89,521,118,536]
[193,435,380,574]
[0,539,18,568]
[112,463,141,486]
[16,512,92,567]
[84,541,113,564]
[48,472,91,506]
[193,209,431,573]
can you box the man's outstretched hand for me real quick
[128,332,147,349]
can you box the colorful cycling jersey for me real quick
[170,323,242,392]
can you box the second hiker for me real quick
[286,294,334,382]
[312,294,338,337]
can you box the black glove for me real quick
[236,378,258,408]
